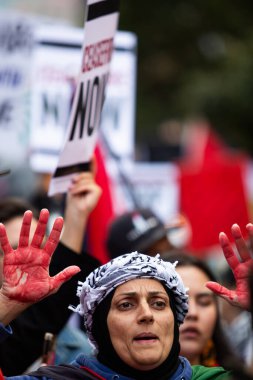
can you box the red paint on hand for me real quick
[206,223,253,310]
[0,209,80,303]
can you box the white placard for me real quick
[48,0,120,196]
[30,27,137,175]
[30,25,83,173]
[107,161,180,223]
[0,13,34,168]
[100,31,137,159]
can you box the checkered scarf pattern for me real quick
[70,252,188,347]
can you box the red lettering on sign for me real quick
[82,38,114,72]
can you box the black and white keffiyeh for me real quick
[70,252,188,347]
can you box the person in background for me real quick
[0,170,102,375]
[106,207,191,258]
[163,251,237,368]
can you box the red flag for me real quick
[179,121,250,255]
[86,144,115,264]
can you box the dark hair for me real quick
[162,251,238,369]
[0,197,40,223]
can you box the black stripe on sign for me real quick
[54,162,91,177]
[39,41,81,49]
[87,0,120,21]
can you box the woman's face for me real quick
[107,278,174,370]
[177,265,217,364]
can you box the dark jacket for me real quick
[6,355,193,380]
[3,355,231,380]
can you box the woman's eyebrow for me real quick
[148,291,168,296]
[196,292,215,298]
[116,290,167,297]
[197,291,214,295]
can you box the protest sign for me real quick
[108,161,180,222]
[0,12,34,168]
[30,26,136,174]
[30,24,83,173]
[48,0,120,196]
[100,30,137,160]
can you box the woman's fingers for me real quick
[219,231,239,271]
[0,223,12,257]
[231,224,251,262]
[50,265,81,293]
[18,211,33,248]
[30,209,50,249]
[43,217,64,257]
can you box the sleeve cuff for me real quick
[0,322,12,342]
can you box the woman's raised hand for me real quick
[206,223,253,310]
[0,209,80,304]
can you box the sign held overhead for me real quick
[48,0,120,196]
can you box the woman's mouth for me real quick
[180,327,200,339]
[134,333,159,344]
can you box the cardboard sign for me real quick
[48,0,120,196]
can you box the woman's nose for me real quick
[185,298,198,320]
[137,301,154,323]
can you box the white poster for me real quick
[107,161,180,223]
[48,0,120,196]
[100,31,137,159]
[0,13,34,168]
[30,25,83,173]
[30,27,137,175]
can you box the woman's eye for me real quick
[197,295,215,307]
[118,301,133,310]
[152,300,166,309]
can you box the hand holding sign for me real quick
[48,0,120,196]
